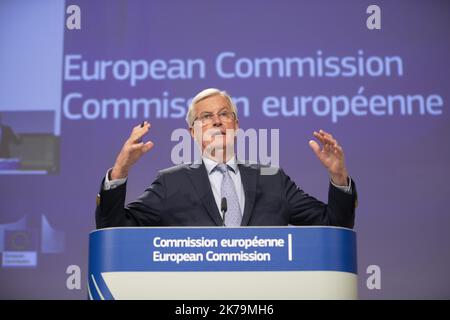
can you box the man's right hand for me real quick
[110,121,154,180]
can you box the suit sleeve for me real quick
[5,126,21,144]
[281,169,357,228]
[95,173,166,228]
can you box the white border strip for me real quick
[288,233,293,261]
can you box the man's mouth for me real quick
[211,131,225,136]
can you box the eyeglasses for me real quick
[192,110,236,126]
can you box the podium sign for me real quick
[88,226,357,300]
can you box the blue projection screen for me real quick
[0,0,449,299]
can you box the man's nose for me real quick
[212,114,222,126]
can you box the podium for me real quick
[88,226,357,300]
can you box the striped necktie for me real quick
[216,164,242,226]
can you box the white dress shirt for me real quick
[202,156,245,219]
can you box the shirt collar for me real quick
[203,156,238,175]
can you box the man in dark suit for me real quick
[96,89,357,229]
[0,113,21,158]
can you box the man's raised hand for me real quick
[308,129,349,186]
[110,121,154,180]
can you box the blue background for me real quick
[0,0,449,299]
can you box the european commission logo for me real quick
[0,215,64,268]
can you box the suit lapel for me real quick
[238,163,258,226]
[186,162,223,226]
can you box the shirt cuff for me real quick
[103,168,127,190]
[330,176,352,194]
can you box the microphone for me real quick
[221,197,227,226]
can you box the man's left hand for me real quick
[309,129,349,186]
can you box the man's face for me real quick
[190,94,239,160]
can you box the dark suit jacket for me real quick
[0,124,21,158]
[96,162,357,229]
